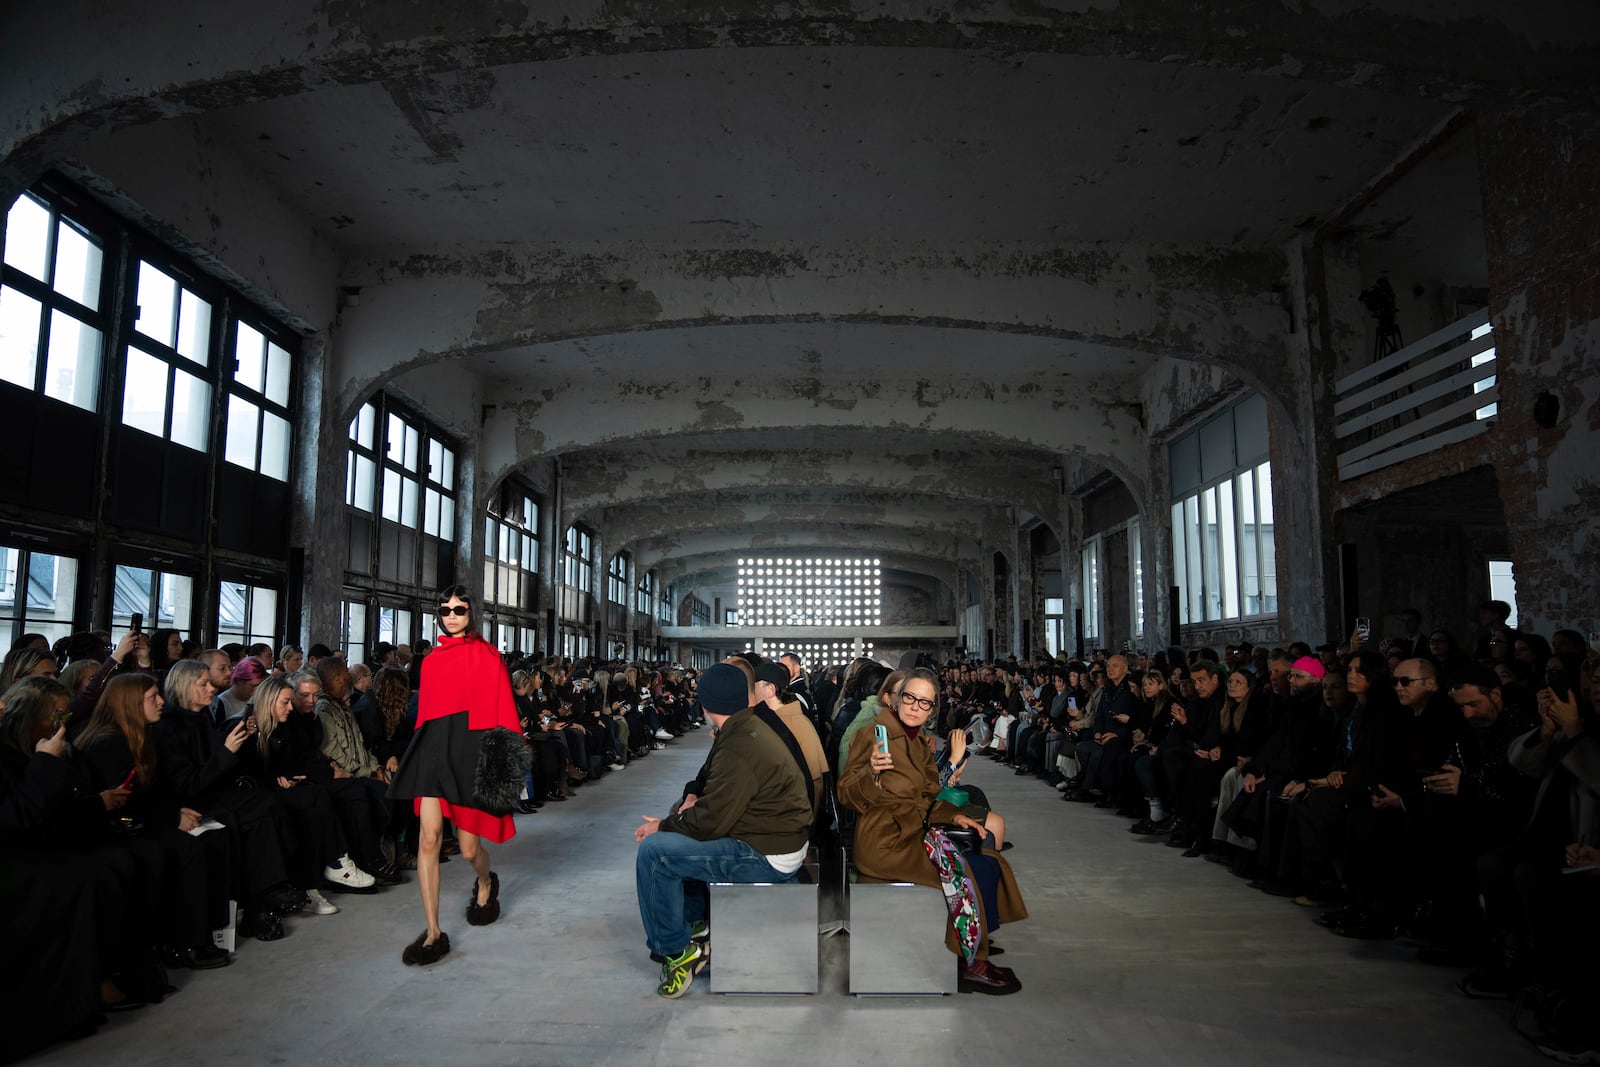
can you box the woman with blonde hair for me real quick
[243,672,366,911]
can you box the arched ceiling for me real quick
[9,2,1594,600]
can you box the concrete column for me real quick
[978,556,997,659]
[591,531,606,657]
[1273,233,1354,643]
[291,333,344,647]
[1015,524,1035,657]
[1477,105,1600,633]
[1058,493,1083,656]
[455,432,481,599]
[1139,446,1173,650]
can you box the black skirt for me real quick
[387,711,479,808]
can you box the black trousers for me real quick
[1342,802,1407,919]
[208,786,292,901]
[274,782,348,886]
[0,850,105,1060]
[325,776,389,868]
[152,823,232,948]
[1275,787,1348,882]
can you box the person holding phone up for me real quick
[839,667,1029,995]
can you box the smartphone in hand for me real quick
[874,723,889,755]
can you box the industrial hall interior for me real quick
[2,2,1599,1066]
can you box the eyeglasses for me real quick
[898,692,936,713]
[438,605,470,617]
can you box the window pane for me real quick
[1201,487,1221,621]
[1217,479,1239,620]
[217,580,247,639]
[1129,519,1145,637]
[350,455,375,512]
[249,588,277,643]
[169,368,210,450]
[42,311,101,410]
[424,487,442,537]
[1487,560,1519,629]
[52,220,102,310]
[176,289,211,364]
[356,402,375,448]
[24,551,77,643]
[386,413,405,463]
[400,477,419,528]
[224,394,259,469]
[1257,463,1277,613]
[381,467,401,522]
[134,262,177,348]
[113,565,152,622]
[437,445,454,488]
[3,194,51,281]
[265,342,291,406]
[260,412,290,481]
[158,573,192,630]
[404,425,419,471]
[428,439,442,484]
[1184,496,1203,624]
[438,495,454,541]
[234,321,265,391]
[122,348,168,437]
[1239,471,1261,615]
[0,285,42,388]
[343,600,367,666]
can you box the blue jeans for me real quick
[635,831,795,956]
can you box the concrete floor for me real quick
[32,732,1539,1067]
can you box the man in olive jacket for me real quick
[633,662,811,997]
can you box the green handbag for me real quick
[936,785,970,808]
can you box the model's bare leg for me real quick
[417,797,444,942]
[458,829,491,904]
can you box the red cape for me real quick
[416,633,519,734]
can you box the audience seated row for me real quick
[0,629,702,1063]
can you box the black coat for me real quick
[1252,690,1338,785]
[151,706,241,809]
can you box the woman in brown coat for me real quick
[838,667,1028,994]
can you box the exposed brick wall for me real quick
[1476,104,1600,636]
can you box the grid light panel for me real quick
[735,555,882,627]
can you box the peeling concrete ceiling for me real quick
[200,46,1455,250]
[9,1,1573,603]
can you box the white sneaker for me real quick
[305,888,339,915]
[654,729,673,741]
[1054,780,1070,791]
[608,762,626,771]
[324,855,376,889]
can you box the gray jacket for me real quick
[1508,726,1600,845]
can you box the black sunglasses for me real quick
[438,605,470,617]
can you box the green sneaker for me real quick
[656,942,708,999]
[690,921,709,943]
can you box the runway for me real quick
[32,729,1538,1066]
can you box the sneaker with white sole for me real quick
[305,888,339,915]
[654,729,674,741]
[656,942,708,999]
[324,855,376,889]
[609,762,626,771]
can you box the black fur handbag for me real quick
[471,726,532,816]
